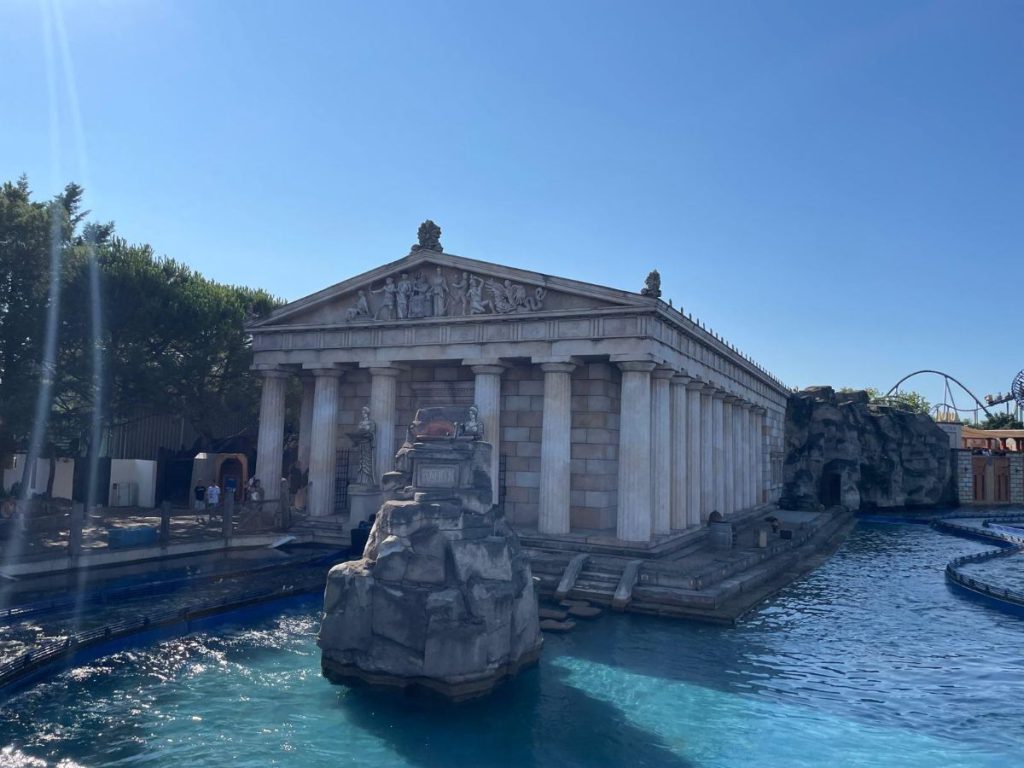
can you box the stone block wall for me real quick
[955,450,973,505]
[569,362,621,530]
[765,410,785,504]
[1011,454,1024,505]
[336,364,476,484]
[500,365,544,526]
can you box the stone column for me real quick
[307,368,343,517]
[369,366,402,485]
[297,376,315,471]
[700,384,715,522]
[747,404,758,508]
[753,407,766,505]
[616,361,656,542]
[735,401,749,510]
[685,378,703,527]
[651,368,674,535]
[670,373,689,530]
[255,368,289,501]
[538,362,575,534]
[712,389,726,517]
[734,400,746,510]
[471,363,505,503]
[722,396,735,515]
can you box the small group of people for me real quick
[193,482,221,522]
[191,476,266,525]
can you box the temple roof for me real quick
[248,248,655,330]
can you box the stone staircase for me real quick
[567,556,627,605]
[525,507,857,622]
[290,515,352,549]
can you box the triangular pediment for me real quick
[250,249,652,329]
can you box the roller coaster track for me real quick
[885,369,994,418]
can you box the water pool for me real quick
[1,522,1021,768]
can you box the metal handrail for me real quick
[939,514,1024,608]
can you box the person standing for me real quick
[206,482,221,523]
[194,485,206,522]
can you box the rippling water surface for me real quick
[1,522,1021,768]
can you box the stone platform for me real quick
[526,506,856,623]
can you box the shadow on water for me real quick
[334,661,696,768]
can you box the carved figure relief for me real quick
[356,267,547,321]
[346,290,371,321]
[430,266,448,316]
[459,405,484,440]
[342,223,561,323]
[409,272,431,318]
[468,274,492,315]
[350,405,376,485]
[449,271,469,316]
[396,273,412,319]
[484,278,546,314]
[370,278,397,320]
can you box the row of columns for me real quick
[605,362,767,542]
[255,358,767,541]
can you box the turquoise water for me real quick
[2,522,1022,767]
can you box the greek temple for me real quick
[248,222,788,546]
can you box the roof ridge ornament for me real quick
[641,269,661,299]
[412,220,443,253]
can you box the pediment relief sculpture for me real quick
[346,264,549,322]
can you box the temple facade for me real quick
[248,224,788,545]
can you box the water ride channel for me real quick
[1,509,1022,768]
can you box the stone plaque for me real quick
[415,463,459,488]
[410,381,475,407]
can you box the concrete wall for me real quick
[109,459,157,508]
[937,422,963,451]
[2,455,74,499]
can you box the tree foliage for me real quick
[977,413,1024,430]
[0,177,281,459]
[838,387,931,414]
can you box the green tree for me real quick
[0,178,86,456]
[0,178,281,479]
[977,413,1024,430]
[839,387,931,414]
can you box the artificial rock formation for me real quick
[782,387,953,511]
[318,407,542,701]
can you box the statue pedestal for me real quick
[320,407,541,702]
[347,484,382,526]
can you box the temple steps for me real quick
[526,507,857,623]
[290,516,352,548]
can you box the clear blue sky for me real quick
[2,0,1022,414]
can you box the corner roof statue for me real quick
[413,219,443,253]
[641,269,662,299]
